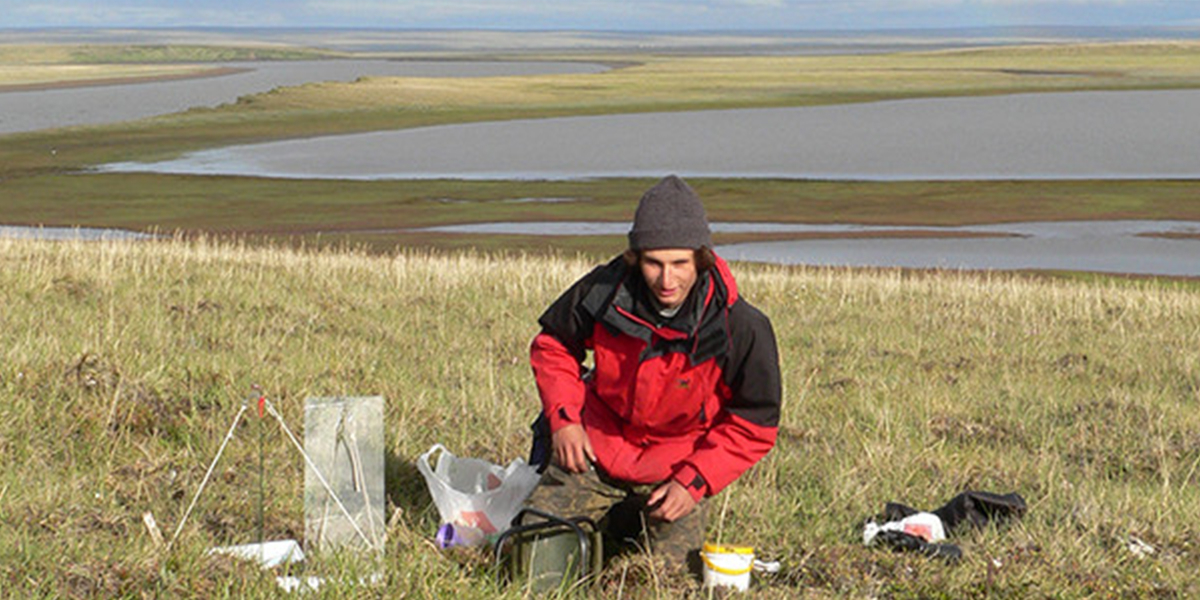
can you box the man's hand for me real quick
[647,480,697,522]
[552,424,595,473]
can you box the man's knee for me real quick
[645,502,707,573]
[525,465,620,523]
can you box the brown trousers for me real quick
[523,463,707,573]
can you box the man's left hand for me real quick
[646,480,697,522]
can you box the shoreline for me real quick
[4,219,1197,281]
[0,66,251,93]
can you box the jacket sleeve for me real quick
[673,299,781,502]
[529,266,602,433]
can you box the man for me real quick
[527,175,782,573]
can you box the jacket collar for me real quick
[582,253,738,365]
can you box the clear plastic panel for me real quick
[303,396,386,553]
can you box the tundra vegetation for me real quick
[1,237,1199,597]
[1,39,1200,597]
[0,44,339,88]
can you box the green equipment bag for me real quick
[495,508,603,594]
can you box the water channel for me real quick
[100,89,1200,181]
[0,59,608,134]
[415,220,1200,277]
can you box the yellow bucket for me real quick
[701,542,754,591]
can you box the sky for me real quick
[1,0,1198,31]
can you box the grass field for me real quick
[2,237,1199,597]
[0,45,341,89]
[0,43,339,66]
[4,176,1200,256]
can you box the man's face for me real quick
[638,248,698,310]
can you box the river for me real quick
[99,89,1200,181]
[414,220,1200,277]
[6,220,1198,277]
[0,59,608,135]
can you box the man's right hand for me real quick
[552,424,596,473]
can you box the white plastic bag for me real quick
[863,511,947,545]
[416,443,541,540]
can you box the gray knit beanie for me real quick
[628,175,713,250]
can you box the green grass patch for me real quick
[3,175,1199,255]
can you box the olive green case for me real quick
[495,508,604,594]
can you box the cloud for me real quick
[5,0,1196,29]
[968,0,1152,4]
[9,1,290,27]
[714,0,788,7]
[301,0,706,29]
[867,0,1170,4]
[304,0,632,21]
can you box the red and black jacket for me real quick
[530,253,781,503]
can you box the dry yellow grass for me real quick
[2,236,1199,596]
[0,64,219,87]
[11,41,1189,112]
[259,42,1200,113]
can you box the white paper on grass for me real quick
[207,539,305,569]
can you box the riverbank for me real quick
[0,66,249,93]
[4,176,1198,256]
